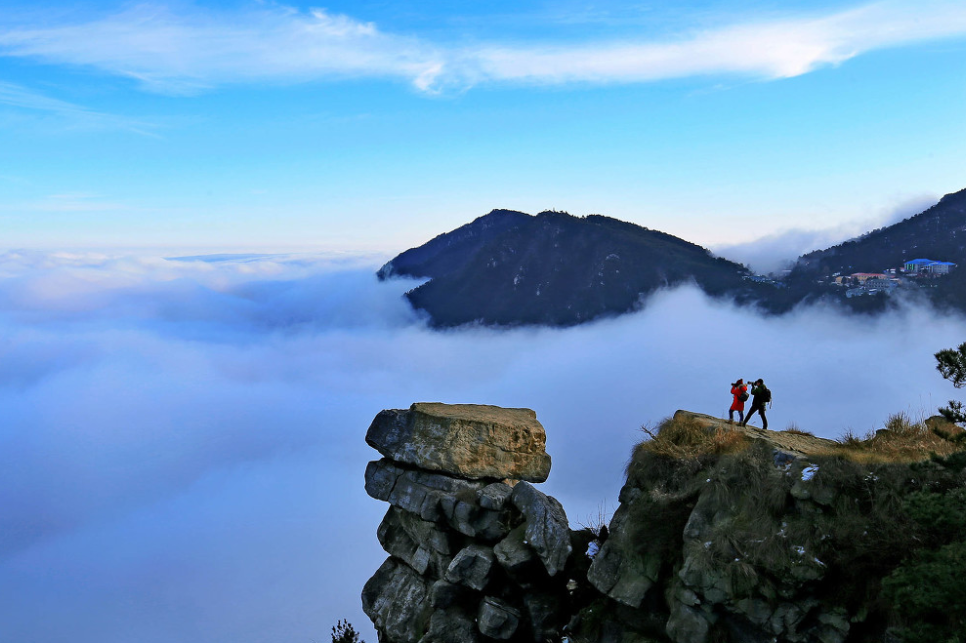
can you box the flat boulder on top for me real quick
[366,403,552,482]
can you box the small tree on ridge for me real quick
[936,342,966,424]
[331,620,364,643]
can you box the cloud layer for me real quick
[713,193,940,274]
[2,1,966,93]
[0,251,964,642]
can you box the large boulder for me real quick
[447,494,511,542]
[511,482,573,577]
[366,403,552,482]
[445,544,496,591]
[423,606,480,643]
[478,597,521,640]
[365,458,485,523]
[365,459,511,541]
[377,508,454,578]
[494,524,537,575]
[587,539,660,608]
[362,558,432,643]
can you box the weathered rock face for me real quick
[510,482,572,577]
[363,403,574,643]
[364,406,919,643]
[576,411,927,643]
[366,403,552,482]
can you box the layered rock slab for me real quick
[363,402,574,643]
[366,402,552,482]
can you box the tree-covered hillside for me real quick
[378,209,766,327]
[785,187,966,311]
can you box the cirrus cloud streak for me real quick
[0,1,964,93]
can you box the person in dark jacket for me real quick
[740,379,770,429]
[729,379,747,423]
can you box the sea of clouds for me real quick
[0,250,964,643]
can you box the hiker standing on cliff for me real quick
[729,378,747,423]
[740,379,771,430]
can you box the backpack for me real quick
[738,391,749,402]
[759,387,772,404]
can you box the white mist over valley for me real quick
[1,250,963,643]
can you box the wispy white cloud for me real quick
[0,4,443,93]
[713,193,939,274]
[0,1,965,93]
[457,1,966,85]
[0,81,159,134]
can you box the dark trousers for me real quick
[742,403,767,429]
[729,409,744,423]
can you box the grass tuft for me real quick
[782,423,814,437]
[822,413,966,464]
[634,415,751,461]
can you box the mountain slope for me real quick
[785,187,966,310]
[378,209,759,327]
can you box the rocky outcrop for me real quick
[367,403,552,483]
[362,403,578,643]
[364,406,955,643]
[575,411,939,643]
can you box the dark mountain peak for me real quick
[535,209,574,218]
[378,187,966,325]
[379,208,757,327]
[938,186,966,206]
[480,208,532,221]
[377,209,531,280]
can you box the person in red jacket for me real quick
[729,378,747,423]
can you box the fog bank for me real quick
[0,250,963,642]
[713,194,938,274]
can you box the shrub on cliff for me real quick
[331,620,364,643]
[883,487,966,642]
[831,412,965,464]
[936,341,966,425]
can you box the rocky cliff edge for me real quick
[362,405,966,643]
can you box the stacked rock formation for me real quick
[362,403,578,643]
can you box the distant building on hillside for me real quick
[929,261,957,275]
[845,275,898,298]
[850,272,887,283]
[865,277,897,290]
[904,258,957,275]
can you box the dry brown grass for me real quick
[636,415,752,461]
[782,423,815,437]
[820,413,966,464]
[633,412,966,468]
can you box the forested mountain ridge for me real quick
[377,209,765,327]
[379,188,966,327]
[779,187,966,312]
[794,187,966,276]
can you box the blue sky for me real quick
[1,0,965,253]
